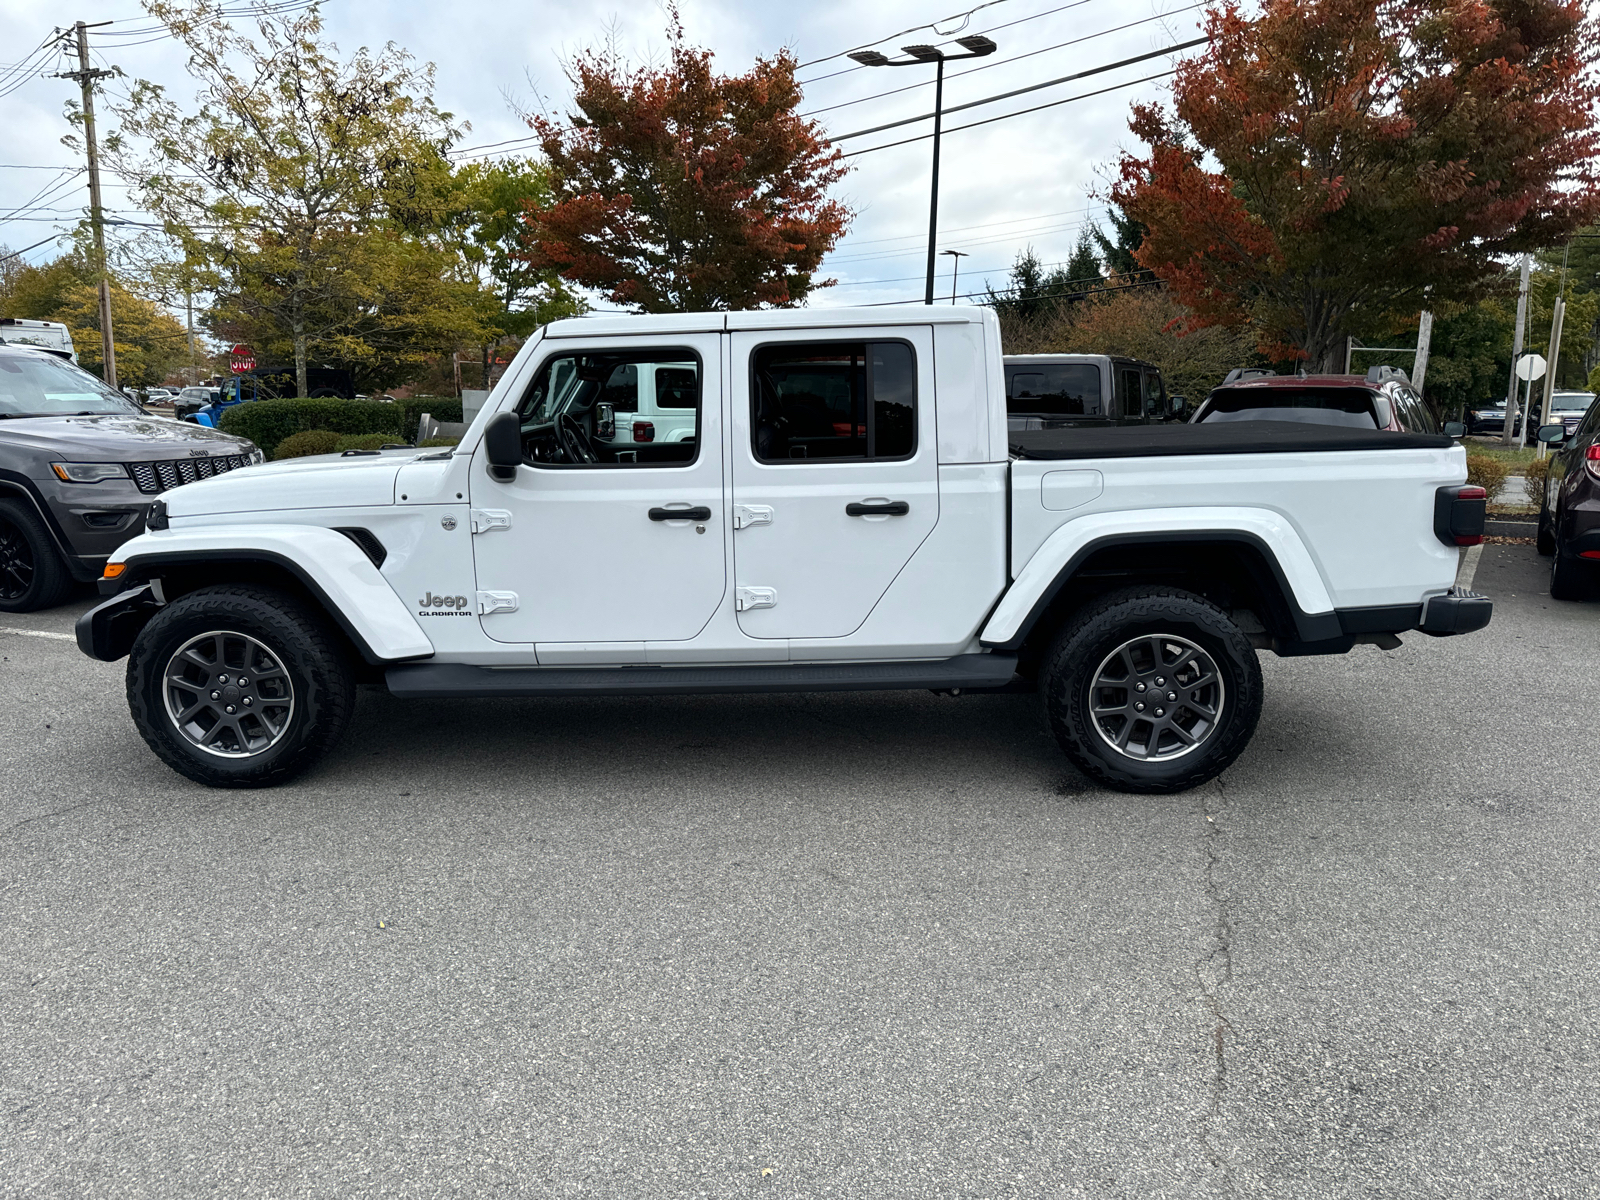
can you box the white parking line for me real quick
[0,627,76,641]
[1455,543,1484,591]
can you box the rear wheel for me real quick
[1041,588,1263,793]
[126,585,355,787]
[1536,490,1557,556]
[0,497,73,614]
[1550,550,1592,602]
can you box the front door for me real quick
[470,334,726,648]
[728,328,939,640]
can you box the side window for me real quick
[1143,370,1166,419]
[751,340,916,463]
[1115,368,1143,422]
[1005,364,1103,417]
[516,348,700,468]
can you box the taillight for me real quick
[633,421,655,443]
[1435,484,1486,547]
[1586,444,1600,481]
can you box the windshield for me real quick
[1551,392,1595,413]
[0,352,141,417]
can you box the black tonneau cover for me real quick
[1010,421,1454,460]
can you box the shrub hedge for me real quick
[1522,454,1554,509]
[273,430,344,460]
[1465,452,1511,501]
[219,397,406,459]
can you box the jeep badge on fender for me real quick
[418,593,469,611]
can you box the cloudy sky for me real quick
[0,0,1206,313]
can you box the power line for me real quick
[827,203,1104,251]
[825,212,1106,263]
[828,36,1205,142]
[800,3,1203,117]
[0,233,67,262]
[854,274,1162,306]
[841,68,1176,158]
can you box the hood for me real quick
[163,449,416,517]
[0,412,254,460]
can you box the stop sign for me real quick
[230,343,255,372]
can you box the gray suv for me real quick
[0,345,261,612]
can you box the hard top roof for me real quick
[1216,374,1384,389]
[1004,353,1160,369]
[542,304,993,339]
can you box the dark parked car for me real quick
[0,345,261,612]
[1190,368,1452,435]
[1536,405,1600,601]
[1465,400,1523,437]
[1004,354,1183,431]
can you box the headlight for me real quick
[246,445,265,466]
[51,462,130,484]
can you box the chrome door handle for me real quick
[845,501,909,517]
[649,506,712,521]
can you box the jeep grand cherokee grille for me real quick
[129,453,251,494]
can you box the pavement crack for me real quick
[1195,774,1237,1195]
[0,800,101,839]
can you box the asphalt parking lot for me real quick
[3,544,1597,1199]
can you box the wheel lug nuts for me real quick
[1155,707,1165,717]
[242,697,253,707]
[238,677,249,687]
[1155,677,1165,686]
[217,675,228,684]
[1136,683,1146,692]
[210,690,220,700]
[224,705,236,714]
[1168,691,1177,701]
[1135,702,1145,712]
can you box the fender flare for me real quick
[97,524,434,664]
[980,507,1339,650]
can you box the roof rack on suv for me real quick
[1222,367,1276,384]
[1366,365,1410,384]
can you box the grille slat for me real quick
[130,453,250,495]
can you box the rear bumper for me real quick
[1419,587,1493,635]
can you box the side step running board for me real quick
[385,654,1020,700]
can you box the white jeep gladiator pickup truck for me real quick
[78,307,1490,792]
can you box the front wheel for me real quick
[0,498,74,614]
[1041,588,1263,794]
[126,585,355,787]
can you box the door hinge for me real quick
[735,586,777,612]
[733,504,774,530]
[477,590,519,615]
[471,508,512,534]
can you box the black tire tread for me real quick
[126,585,354,787]
[1041,586,1263,794]
[0,497,74,613]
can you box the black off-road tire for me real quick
[1041,587,1263,794]
[126,585,355,787]
[0,497,74,614]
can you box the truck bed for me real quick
[1010,421,1454,460]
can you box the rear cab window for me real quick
[1197,386,1382,429]
[1006,363,1104,419]
[751,341,915,462]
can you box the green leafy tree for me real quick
[986,247,1085,321]
[522,7,850,312]
[109,0,490,394]
[1090,207,1149,280]
[1064,229,1101,289]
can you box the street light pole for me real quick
[849,36,997,306]
[941,249,968,304]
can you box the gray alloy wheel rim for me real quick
[1088,633,1226,762]
[162,630,296,759]
[0,518,34,600]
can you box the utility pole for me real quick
[1501,255,1531,447]
[1537,245,1571,457]
[1412,309,1434,394]
[57,21,118,387]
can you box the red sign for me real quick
[230,343,255,373]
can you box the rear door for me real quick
[728,328,938,640]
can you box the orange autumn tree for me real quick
[521,15,849,312]
[1114,0,1600,369]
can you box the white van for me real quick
[0,318,76,362]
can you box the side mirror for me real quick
[1443,420,1466,438]
[1537,424,1567,445]
[595,401,615,440]
[1168,394,1188,419]
[483,411,523,482]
